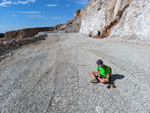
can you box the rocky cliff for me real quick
[3,0,150,42]
[80,0,150,42]
[54,9,83,33]
[4,27,54,39]
[4,9,83,39]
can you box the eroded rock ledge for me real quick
[4,27,53,40]
[0,33,47,61]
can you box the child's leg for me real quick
[90,72,98,79]
[97,78,106,84]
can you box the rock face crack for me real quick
[101,3,130,38]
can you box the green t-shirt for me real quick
[97,65,110,77]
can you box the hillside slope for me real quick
[2,0,150,43]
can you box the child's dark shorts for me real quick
[96,75,111,82]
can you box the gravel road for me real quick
[0,33,150,113]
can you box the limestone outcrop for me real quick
[80,0,106,36]
[109,0,150,42]
[80,0,150,42]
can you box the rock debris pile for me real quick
[0,33,47,61]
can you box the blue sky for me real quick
[0,0,90,33]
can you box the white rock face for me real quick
[80,0,106,36]
[110,0,150,42]
[80,0,150,42]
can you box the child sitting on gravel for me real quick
[90,59,112,85]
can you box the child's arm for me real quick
[106,66,111,79]
[106,73,110,79]
[97,70,101,78]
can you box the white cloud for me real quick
[7,11,44,18]
[0,0,12,7]
[46,4,57,7]
[0,0,36,7]
[6,10,61,20]
[65,4,70,7]
[26,14,62,20]
[13,0,36,5]
[9,11,44,14]
[74,0,89,5]
[21,11,43,14]
[45,3,70,7]
[26,15,44,19]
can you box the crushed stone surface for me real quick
[0,33,150,113]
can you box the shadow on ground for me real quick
[109,74,125,85]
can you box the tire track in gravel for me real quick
[47,39,80,113]
[0,37,59,112]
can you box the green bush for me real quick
[0,33,4,38]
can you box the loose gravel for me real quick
[0,33,150,113]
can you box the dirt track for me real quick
[0,33,150,113]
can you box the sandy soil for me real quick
[0,33,150,113]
